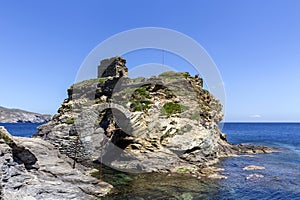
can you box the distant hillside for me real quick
[0,106,51,123]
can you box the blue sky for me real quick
[0,0,299,122]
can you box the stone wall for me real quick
[98,56,128,78]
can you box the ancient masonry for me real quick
[98,56,128,78]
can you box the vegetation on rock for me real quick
[176,167,191,173]
[65,117,76,124]
[162,102,188,117]
[158,71,186,79]
[0,129,12,144]
[129,85,153,112]
[130,100,151,112]
[72,77,108,88]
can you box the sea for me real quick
[1,122,299,200]
[0,122,43,138]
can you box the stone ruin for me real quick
[98,56,128,78]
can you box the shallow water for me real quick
[101,172,221,200]
[2,122,300,199]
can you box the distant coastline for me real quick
[0,106,51,123]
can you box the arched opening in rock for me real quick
[97,108,133,150]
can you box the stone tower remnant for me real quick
[98,56,128,78]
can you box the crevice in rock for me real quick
[97,108,132,150]
[183,146,201,154]
[0,132,38,170]
[11,143,38,170]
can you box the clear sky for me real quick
[0,0,299,122]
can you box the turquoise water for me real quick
[2,123,300,199]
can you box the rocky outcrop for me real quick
[34,56,273,178]
[0,126,112,199]
[0,106,51,123]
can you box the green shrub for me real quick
[73,78,108,87]
[162,102,188,117]
[0,130,12,144]
[94,116,104,126]
[130,85,152,112]
[182,72,190,78]
[158,71,182,78]
[176,167,190,173]
[133,86,151,99]
[98,77,107,84]
[66,117,76,124]
[130,100,151,112]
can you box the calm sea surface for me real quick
[0,122,43,137]
[1,122,299,199]
[218,123,300,200]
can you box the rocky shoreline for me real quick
[0,125,273,199]
[0,126,112,199]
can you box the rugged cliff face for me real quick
[0,106,51,123]
[35,57,272,177]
